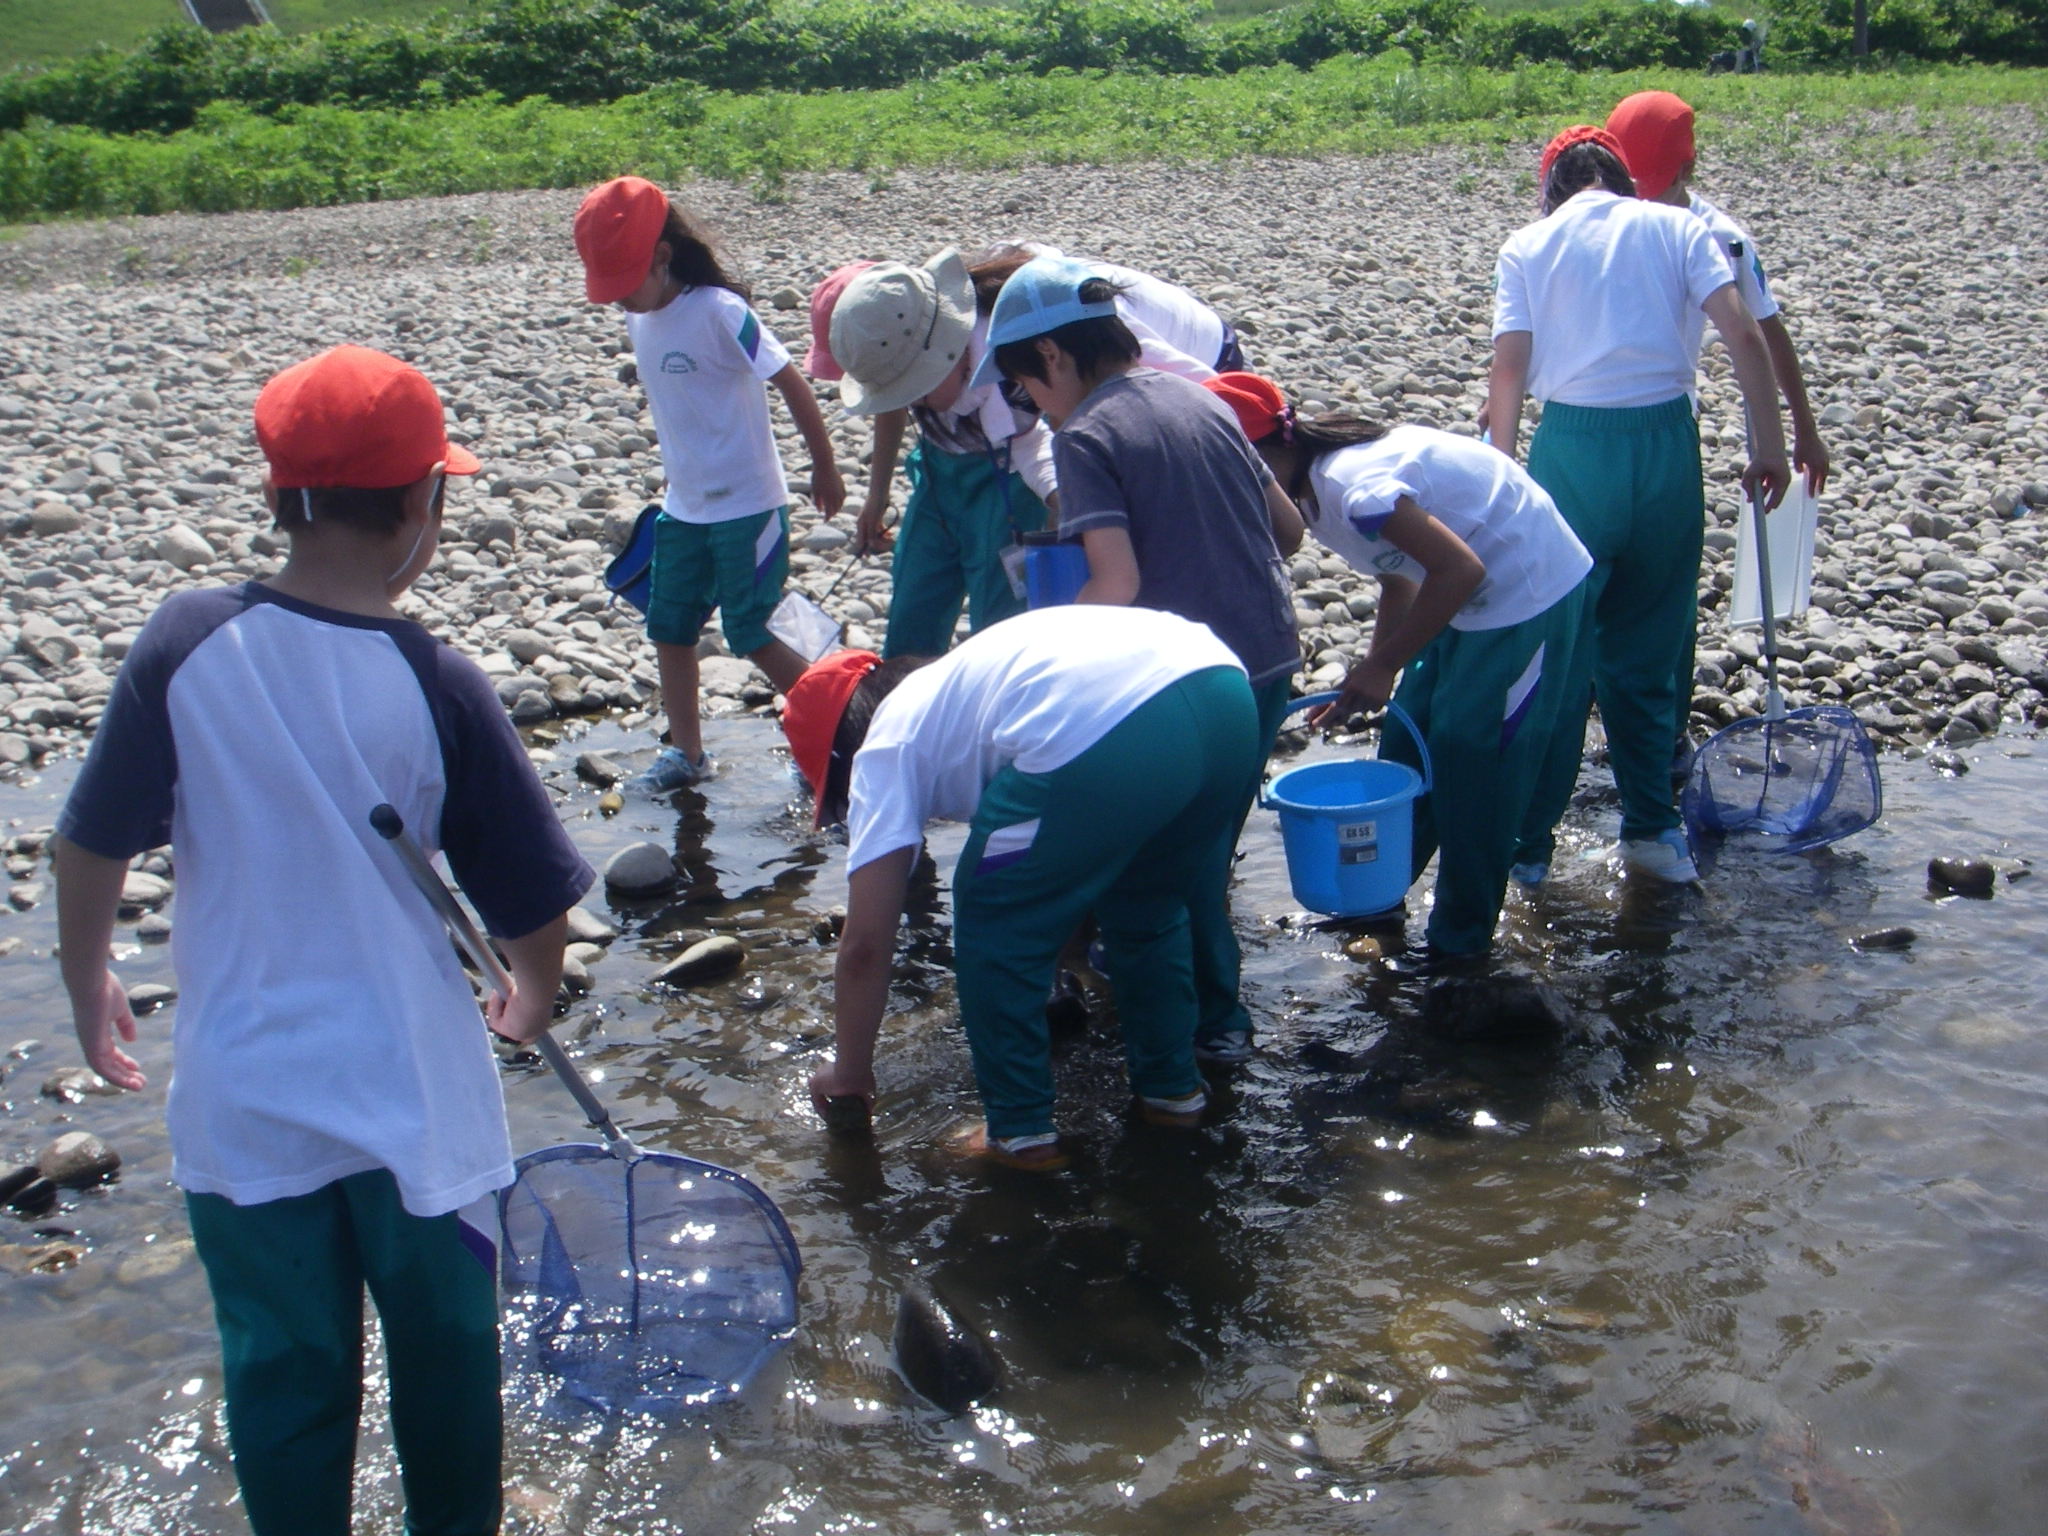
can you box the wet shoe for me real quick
[632,745,713,794]
[950,1122,1070,1172]
[1194,1031,1253,1065]
[1509,861,1549,889]
[1137,1089,1207,1129]
[1619,828,1699,883]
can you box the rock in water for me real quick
[39,1131,120,1189]
[1421,974,1574,1043]
[893,1284,1001,1412]
[653,935,745,987]
[1848,926,1917,951]
[821,1095,872,1136]
[604,842,673,893]
[1927,856,1995,897]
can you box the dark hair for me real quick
[1541,143,1636,217]
[990,277,1140,387]
[1293,410,1388,456]
[660,202,750,302]
[271,479,445,536]
[967,244,1035,314]
[819,655,931,827]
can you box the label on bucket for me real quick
[1338,820,1379,865]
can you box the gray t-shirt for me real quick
[1054,369,1299,688]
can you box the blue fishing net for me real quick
[498,1144,802,1416]
[1682,704,1882,865]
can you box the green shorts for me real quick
[646,506,789,654]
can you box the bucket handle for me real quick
[1265,692,1433,798]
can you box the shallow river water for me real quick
[2,716,2044,1535]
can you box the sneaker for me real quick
[632,745,713,794]
[1509,861,1550,889]
[949,1122,1070,1172]
[1194,1030,1253,1065]
[1137,1089,1207,1129]
[1619,828,1700,883]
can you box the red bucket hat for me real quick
[1203,372,1293,443]
[1538,124,1628,188]
[1605,90,1695,201]
[574,176,670,304]
[781,648,881,824]
[804,261,877,381]
[255,345,480,489]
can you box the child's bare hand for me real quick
[1308,658,1399,728]
[1744,455,1792,513]
[74,971,145,1092]
[486,986,552,1045]
[1793,432,1830,497]
[809,461,847,519]
[808,1058,876,1122]
[853,501,894,557]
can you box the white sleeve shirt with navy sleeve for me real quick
[58,582,595,1217]
[628,283,794,526]
[1492,190,1736,409]
[1305,426,1590,632]
[844,606,1245,874]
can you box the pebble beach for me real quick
[3,113,2046,781]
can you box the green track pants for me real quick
[882,443,1048,658]
[186,1169,502,1536]
[1381,587,1588,954]
[1515,396,1705,862]
[951,666,1260,1138]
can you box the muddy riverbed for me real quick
[2,715,2044,1534]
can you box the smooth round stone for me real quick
[1927,856,1995,896]
[604,842,674,893]
[39,1130,121,1188]
[653,935,746,987]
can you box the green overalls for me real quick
[882,442,1048,659]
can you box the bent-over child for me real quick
[52,345,594,1536]
[788,606,1260,1169]
[575,176,845,794]
[1206,373,1592,962]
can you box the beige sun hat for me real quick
[827,249,975,414]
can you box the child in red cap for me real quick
[782,605,1260,1168]
[52,345,594,1535]
[1205,372,1592,964]
[575,176,845,794]
[1489,126,1791,887]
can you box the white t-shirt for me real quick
[1307,427,1591,631]
[627,284,793,525]
[1682,193,1779,366]
[1492,190,1735,408]
[1015,244,1228,379]
[56,585,594,1217]
[915,312,1058,502]
[844,606,1244,872]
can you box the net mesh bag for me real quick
[1682,704,1882,861]
[499,1144,802,1415]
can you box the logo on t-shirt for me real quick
[1371,549,1407,574]
[659,351,699,375]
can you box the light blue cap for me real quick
[966,256,1119,392]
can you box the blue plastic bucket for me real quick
[604,505,660,615]
[1025,541,1089,608]
[1261,695,1432,917]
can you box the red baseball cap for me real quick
[255,345,479,490]
[574,176,670,304]
[781,648,881,824]
[1538,124,1628,187]
[1203,372,1290,442]
[1605,90,1695,201]
[805,261,877,381]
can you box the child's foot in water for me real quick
[947,1122,1070,1172]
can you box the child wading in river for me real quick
[788,606,1260,1168]
[811,244,1244,658]
[980,255,1303,1061]
[575,176,845,794]
[1489,127,1790,886]
[52,345,593,1536]
[1206,373,1592,963]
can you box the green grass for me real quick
[263,0,470,38]
[2,58,2042,222]
[0,0,185,68]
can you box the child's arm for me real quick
[52,836,146,1091]
[1701,286,1792,511]
[770,362,847,519]
[1307,500,1483,727]
[481,912,570,1045]
[808,844,917,1118]
[1757,314,1829,495]
[1487,332,1533,460]
[1076,527,1143,606]
[856,408,908,555]
[1265,481,1306,557]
